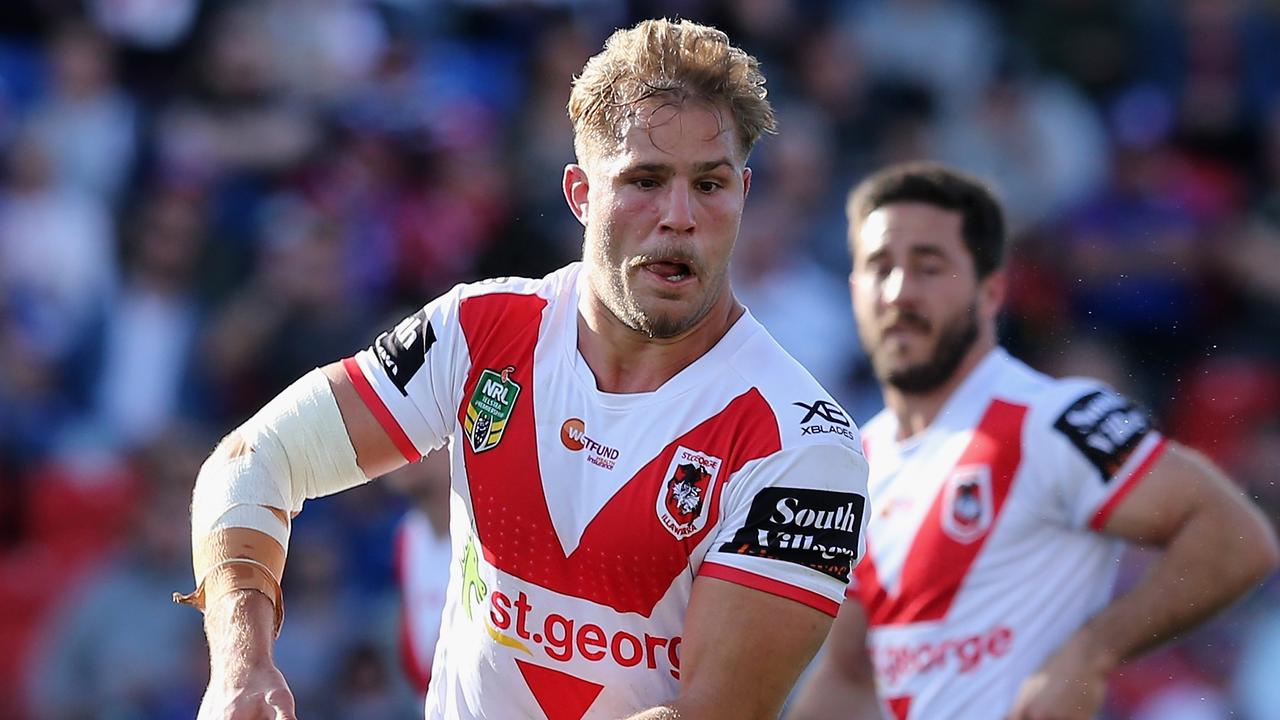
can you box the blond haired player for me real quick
[178,19,870,720]
[786,162,1279,720]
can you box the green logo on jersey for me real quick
[460,537,488,620]
[464,366,520,453]
[458,535,530,654]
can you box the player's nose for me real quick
[659,184,696,235]
[882,267,907,304]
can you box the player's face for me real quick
[569,100,750,339]
[850,203,997,394]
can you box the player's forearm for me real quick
[1076,500,1278,667]
[205,589,277,679]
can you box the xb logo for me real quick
[793,400,850,427]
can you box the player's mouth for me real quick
[883,322,927,337]
[639,259,697,286]
[882,312,930,338]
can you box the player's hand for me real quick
[1006,634,1112,720]
[198,662,297,720]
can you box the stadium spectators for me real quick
[0,1,1277,717]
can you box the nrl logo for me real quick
[465,366,520,453]
[656,446,722,540]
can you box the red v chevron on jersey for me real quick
[346,266,869,717]
[457,292,782,617]
[515,659,604,720]
[855,400,1027,626]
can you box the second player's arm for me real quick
[785,600,884,720]
[1009,442,1280,719]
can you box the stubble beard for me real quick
[585,233,722,340]
[873,302,979,395]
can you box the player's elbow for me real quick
[1214,490,1280,591]
[193,430,252,496]
[212,429,253,464]
[1243,511,1280,585]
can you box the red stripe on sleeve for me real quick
[341,356,421,464]
[698,561,841,617]
[1089,437,1169,531]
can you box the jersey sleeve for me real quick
[1035,381,1169,531]
[699,443,870,617]
[342,284,470,462]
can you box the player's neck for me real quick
[883,336,997,442]
[576,287,743,394]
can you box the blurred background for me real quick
[0,0,1278,718]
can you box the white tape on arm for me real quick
[192,367,369,533]
[183,368,369,629]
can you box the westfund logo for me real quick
[719,488,864,581]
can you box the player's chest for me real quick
[862,400,1032,586]
[452,356,780,615]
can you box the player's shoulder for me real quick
[980,351,1112,422]
[454,263,579,306]
[1019,370,1130,435]
[997,355,1156,465]
[726,316,863,456]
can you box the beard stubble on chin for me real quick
[604,269,722,340]
[876,302,979,394]
[588,242,724,340]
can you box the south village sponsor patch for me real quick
[720,487,865,581]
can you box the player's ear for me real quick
[742,166,752,200]
[564,163,590,227]
[979,268,1007,318]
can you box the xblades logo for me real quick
[794,400,855,439]
[794,400,850,427]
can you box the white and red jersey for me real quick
[848,348,1167,720]
[343,263,870,719]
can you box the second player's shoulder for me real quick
[1022,371,1146,439]
[983,353,1123,430]
[1012,364,1159,483]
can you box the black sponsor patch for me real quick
[1052,390,1152,481]
[718,487,865,581]
[373,308,436,396]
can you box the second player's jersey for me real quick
[848,349,1167,720]
[345,263,870,719]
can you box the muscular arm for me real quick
[192,361,410,718]
[621,577,835,720]
[1072,442,1278,664]
[785,601,883,720]
[1010,442,1279,719]
[321,361,412,478]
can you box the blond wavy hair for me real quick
[568,18,776,164]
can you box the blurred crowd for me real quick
[1,0,1278,718]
